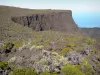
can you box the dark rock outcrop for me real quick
[0,68,11,75]
[12,11,78,32]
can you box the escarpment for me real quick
[12,11,78,32]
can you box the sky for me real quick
[0,0,100,28]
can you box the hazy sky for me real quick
[0,0,100,27]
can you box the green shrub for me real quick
[2,42,14,52]
[10,68,38,75]
[85,38,96,45]
[61,64,84,75]
[60,48,71,56]
[82,59,87,64]
[76,60,94,75]
[14,41,22,48]
[75,65,82,71]
[66,43,76,48]
[66,37,77,42]
[40,72,51,75]
[0,61,9,70]
[40,72,58,75]
[39,60,48,65]
[83,64,94,75]
[10,68,26,75]
[44,40,50,45]
[96,62,100,68]
[25,68,37,75]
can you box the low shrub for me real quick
[66,43,76,48]
[14,41,22,48]
[0,61,9,70]
[10,68,38,75]
[76,59,94,75]
[40,72,58,75]
[60,48,71,56]
[83,64,94,75]
[61,64,84,75]
[2,42,14,53]
[85,38,96,45]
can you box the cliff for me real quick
[11,10,78,32]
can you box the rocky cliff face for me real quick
[12,11,78,32]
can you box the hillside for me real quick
[81,28,100,39]
[0,6,100,75]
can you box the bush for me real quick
[14,41,22,48]
[40,72,51,75]
[61,64,84,75]
[39,59,48,65]
[0,61,9,70]
[10,68,38,75]
[83,64,94,75]
[66,43,76,48]
[2,42,14,53]
[25,68,37,75]
[85,38,96,45]
[44,40,50,45]
[76,60,94,75]
[60,48,71,56]
[40,72,58,75]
